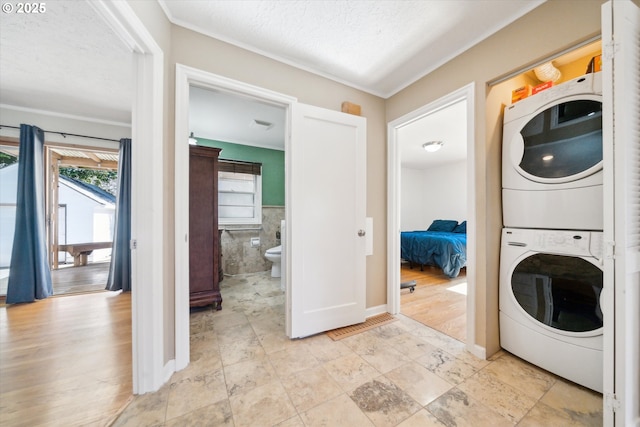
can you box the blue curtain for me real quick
[106,138,131,292]
[6,125,53,304]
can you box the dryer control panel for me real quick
[504,72,602,122]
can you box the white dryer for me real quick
[502,72,603,230]
[500,227,604,392]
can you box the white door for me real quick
[601,0,640,425]
[287,103,367,338]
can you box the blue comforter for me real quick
[400,231,467,278]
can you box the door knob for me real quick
[358,229,366,237]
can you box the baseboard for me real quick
[467,343,486,360]
[365,304,388,318]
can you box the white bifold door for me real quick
[287,103,367,339]
[601,0,640,425]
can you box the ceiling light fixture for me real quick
[542,155,554,161]
[188,132,197,145]
[422,141,444,152]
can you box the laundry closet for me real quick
[496,42,605,393]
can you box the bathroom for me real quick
[220,205,283,279]
[195,138,284,280]
[189,86,286,283]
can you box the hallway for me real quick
[114,271,602,426]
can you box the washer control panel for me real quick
[503,228,604,259]
[534,230,591,255]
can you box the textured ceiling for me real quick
[399,99,467,169]
[189,86,286,151]
[0,1,132,123]
[160,0,545,97]
[0,0,547,168]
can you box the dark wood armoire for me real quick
[189,145,223,309]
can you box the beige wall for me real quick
[169,26,388,308]
[387,0,605,355]
[128,3,388,365]
[131,0,606,364]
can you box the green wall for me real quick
[198,138,284,206]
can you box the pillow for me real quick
[453,221,467,233]
[427,219,458,232]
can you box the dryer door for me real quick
[510,253,603,334]
[511,97,603,184]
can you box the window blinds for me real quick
[218,160,261,175]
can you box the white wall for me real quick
[400,167,427,231]
[0,106,129,148]
[0,163,114,267]
[58,181,114,263]
[0,164,18,267]
[401,159,467,231]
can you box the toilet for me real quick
[264,245,282,277]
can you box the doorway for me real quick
[174,66,297,370]
[387,83,478,353]
[48,144,119,295]
[175,66,368,364]
[397,98,468,342]
[188,85,286,279]
[0,132,120,298]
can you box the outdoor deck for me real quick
[0,261,110,297]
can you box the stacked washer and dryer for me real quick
[500,72,604,392]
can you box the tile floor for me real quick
[113,272,603,427]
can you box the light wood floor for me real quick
[400,262,467,342]
[0,262,110,297]
[50,262,111,295]
[0,291,132,427]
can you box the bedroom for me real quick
[398,98,469,342]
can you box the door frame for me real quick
[92,1,165,394]
[386,83,481,358]
[174,64,297,369]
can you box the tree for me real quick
[0,152,17,169]
[59,167,118,195]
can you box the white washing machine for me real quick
[499,227,604,392]
[502,72,603,230]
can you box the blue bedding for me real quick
[400,231,467,278]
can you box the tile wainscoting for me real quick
[220,206,284,275]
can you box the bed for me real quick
[401,220,467,278]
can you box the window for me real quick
[218,160,262,225]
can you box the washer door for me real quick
[510,253,603,334]
[510,97,603,184]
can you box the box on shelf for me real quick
[511,85,531,103]
[586,54,602,73]
[532,81,553,95]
